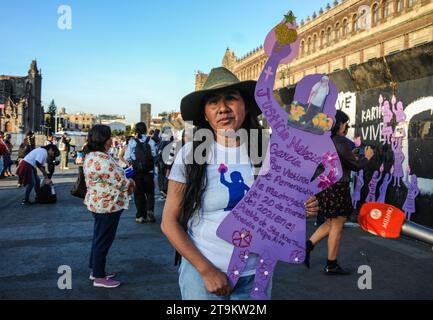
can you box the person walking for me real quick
[125,122,157,224]
[83,125,135,288]
[304,110,374,275]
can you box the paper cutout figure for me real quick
[391,137,405,187]
[219,164,251,211]
[352,169,364,208]
[391,95,407,124]
[392,98,407,139]
[380,95,394,145]
[402,167,420,221]
[216,12,342,300]
[365,164,383,203]
[377,167,393,203]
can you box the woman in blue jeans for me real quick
[83,125,135,288]
[161,68,319,300]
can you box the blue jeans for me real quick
[25,168,40,201]
[89,210,123,278]
[178,258,273,300]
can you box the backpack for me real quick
[18,143,31,159]
[132,137,154,173]
[36,183,57,204]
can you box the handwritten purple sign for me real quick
[216,13,342,300]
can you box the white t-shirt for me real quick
[169,141,258,276]
[24,147,48,168]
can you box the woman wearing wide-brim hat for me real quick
[161,67,319,300]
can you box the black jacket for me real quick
[333,135,369,182]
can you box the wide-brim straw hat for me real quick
[180,67,262,126]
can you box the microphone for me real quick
[358,202,433,245]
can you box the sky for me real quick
[1,0,332,124]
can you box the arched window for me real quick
[307,37,311,53]
[301,40,305,55]
[383,0,390,18]
[372,3,380,23]
[335,23,340,40]
[397,0,404,12]
[320,30,325,47]
[352,14,358,32]
[313,34,318,51]
[342,19,349,37]
[326,27,332,45]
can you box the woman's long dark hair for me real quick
[179,91,264,232]
[87,125,111,152]
[331,110,350,137]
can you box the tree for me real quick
[48,100,57,116]
[112,129,125,136]
[47,100,57,133]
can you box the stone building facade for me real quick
[0,60,44,134]
[196,0,432,89]
[59,109,98,131]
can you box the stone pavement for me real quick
[1,165,432,300]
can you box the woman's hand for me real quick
[365,146,374,160]
[305,196,319,218]
[200,265,233,297]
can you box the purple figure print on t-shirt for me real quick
[219,164,251,211]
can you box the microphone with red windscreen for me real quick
[358,202,433,245]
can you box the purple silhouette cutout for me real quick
[391,95,407,124]
[391,137,405,187]
[402,167,420,221]
[216,17,342,300]
[377,169,393,203]
[365,164,384,203]
[380,95,393,145]
[352,169,364,208]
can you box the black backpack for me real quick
[132,137,154,173]
[36,183,57,204]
